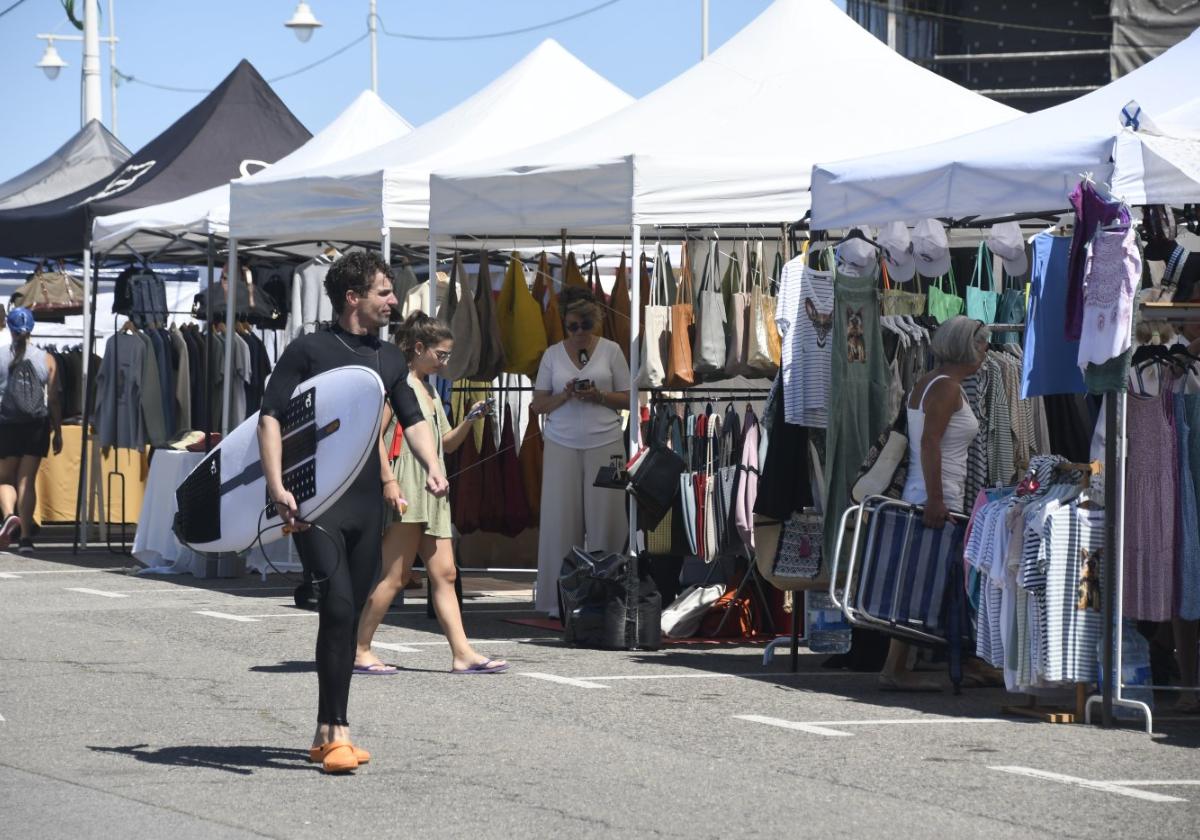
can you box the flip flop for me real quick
[353,663,399,675]
[451,658,510,675]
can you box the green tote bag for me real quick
[965,242,999,324]
[926,263,964,324]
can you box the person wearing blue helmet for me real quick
[0,306,62,553]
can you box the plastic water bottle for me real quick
[1117,619,1155,719]
[806,591,852,654]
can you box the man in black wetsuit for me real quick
[257,250,446,773]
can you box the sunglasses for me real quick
[432,349,452,362]
[565,319,595,333]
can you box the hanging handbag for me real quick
[532,252,565,346]
[437,253,482,382]
[714,406,744,556]
[880,261,926,316]
[692,240,727,376]
[851,404,910,504]
[636,246,672,389]
[628,442,685,531]
[746,241,779,377]
[994,263,1027,345]
[645,409,684,554]
[765,251,784,365]
[608,252,632,365]
[498,403,532,537]
[723,241,750,376]
[772,510,824,580]
[518,411,544,518]
[965,242,999,324]
[734,406,759,550]
[666,241,696,388]
[563,251,587,288]
[477,413,505,533]
[587,253,610,339]
[702,412,721,562]
[451,419,482,535]
[471,251,508,380]
[926,263,964,324]
[497,252,548,377]
[14,261,85,317]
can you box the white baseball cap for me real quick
[986,221,1029,277]
[912,218,951,278]
[876,221,916,283]
[836,236,878,277]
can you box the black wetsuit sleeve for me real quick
[389,375,424,428]
[259,341,309,419]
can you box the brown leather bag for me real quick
[666,241,696,388]
[471,251,507,380]
[451,419,482,535]
[13,263,85,316]
[587,254,609,339]
[532,252,564,346]
[498,404,532,537]
[563,251,587,288]
[698,585,754,638]
[607,252,631,364]
[477,413,506,533]
[518,411,544,518]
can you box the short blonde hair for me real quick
[559,286,600,323]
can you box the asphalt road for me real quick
[2,544,1198,839]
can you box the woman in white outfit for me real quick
[881,316,987,691]
[531,287,630,616]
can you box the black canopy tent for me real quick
[0,59,310,552]
[0,121,130,211]
[0,60,310,258]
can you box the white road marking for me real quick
[736,714,1010,738]
[5,567,124,575]
[581,672,875,682]
[65,587,128,598]
[989,766,1187,803]
[371,642,421,654]
[0,572,20,579]
[1107,780,1200,787]
[195,610,260,622]
[520,673,610,689]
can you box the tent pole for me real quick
[205,235,215,450]
[221,239,238,435]
[428,231,438,315]
[75,245,96,551]
[628,223,642,555]
[381,227,391,342]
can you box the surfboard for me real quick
[173,365,386,554]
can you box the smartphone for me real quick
[466,397,494,421]
[574,378,594,391]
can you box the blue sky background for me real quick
[0,0,858,182]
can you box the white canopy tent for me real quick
[1112,96,1200,206]
[91,90,413,256]
[226,39,633,244]
[810,27,1200,228]
[427,0,1019,238]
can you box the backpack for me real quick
[1,357,47,422]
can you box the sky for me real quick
[0,0,859,182]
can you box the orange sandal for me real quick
[311,740,360,773]
[308,743,371,765]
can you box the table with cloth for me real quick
[34,424,147,526]
[132,449,295,577]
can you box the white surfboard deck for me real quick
[173,365,386,554]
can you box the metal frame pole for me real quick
[221,239,238,434]
[428,232,438,315]
[628,224,642,554]
[1101,392,1119,727]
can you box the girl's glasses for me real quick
[565,319,594,333]
[433,350,452,362]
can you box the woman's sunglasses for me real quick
[565,319,595,333]
[432,349,452,362]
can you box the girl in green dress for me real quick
[355,312,509,675]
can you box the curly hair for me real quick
[323,251,394,315]
[558,285,600,324]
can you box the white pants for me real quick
[536,437,628,614]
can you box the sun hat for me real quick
[912,218,951,278]
[986,221,1029,277]
[877,221,916,283]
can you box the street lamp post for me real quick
[35,0,119,130]
[285,0,378,94]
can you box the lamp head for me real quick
[37,40,67,80]
[284,1,322,42]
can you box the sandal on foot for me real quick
[309,743,370,765]
[353,662,399,675]
[312,740,359,773]
[451,658,510,675]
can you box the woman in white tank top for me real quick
[882,316,989,691]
